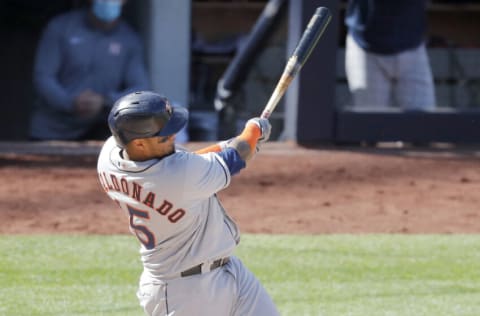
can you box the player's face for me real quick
[148,135,176,157]
[125,135,176,161]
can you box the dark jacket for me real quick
[345,0,427,55]
[30,9,150,140]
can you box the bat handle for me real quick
[260,57,299,119]
[261,107,273,119]
[261,83,287,119]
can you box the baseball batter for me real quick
[97,91,279,315]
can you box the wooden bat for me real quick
[260,6,332,119]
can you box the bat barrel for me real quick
[259,6,332,120]
[292,7,332,67]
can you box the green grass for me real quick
[1,235,479,316]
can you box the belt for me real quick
[180,257,230,277]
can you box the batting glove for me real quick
[247,117,271,143]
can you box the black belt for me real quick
[180,257,230,277]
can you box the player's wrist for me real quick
[238,124,261,152]
[218,138,234,151]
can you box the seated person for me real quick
[29,0,150,141]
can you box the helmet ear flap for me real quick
[108,91,188,147]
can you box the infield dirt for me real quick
[1,141,479,235]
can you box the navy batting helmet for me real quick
[108,91,188,147]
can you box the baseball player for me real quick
[97,91,279,315]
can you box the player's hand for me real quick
[247,117,271,143]
[74,90,105,119]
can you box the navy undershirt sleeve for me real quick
[217,147,246,176]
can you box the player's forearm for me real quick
[227,138,256,162]
[195,123,261,161]
[227,124,261,162]
[195,139,255,163]
[194,143,223,154]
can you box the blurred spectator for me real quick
[29,0,150,141]
[344,0,436,111]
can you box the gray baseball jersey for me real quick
[97,137,279,315]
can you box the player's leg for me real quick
[227,256,280,316]
[137,281,168,316]
[137,266,236,316]
[395,43,436,111]
[167,266,237,315]
[345,34,392,110]
[135,256,278,316]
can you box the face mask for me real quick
[92,0,122,23]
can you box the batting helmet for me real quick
[108,91,188,147]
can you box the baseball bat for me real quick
[260,6,332,119]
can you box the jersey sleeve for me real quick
[182,151,233,200]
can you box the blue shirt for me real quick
[30,9,150,140]
[345,0,427,55]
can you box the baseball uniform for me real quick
[97,136,279,315]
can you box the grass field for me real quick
[1,234,480,316]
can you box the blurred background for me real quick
[1,0,480,144]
